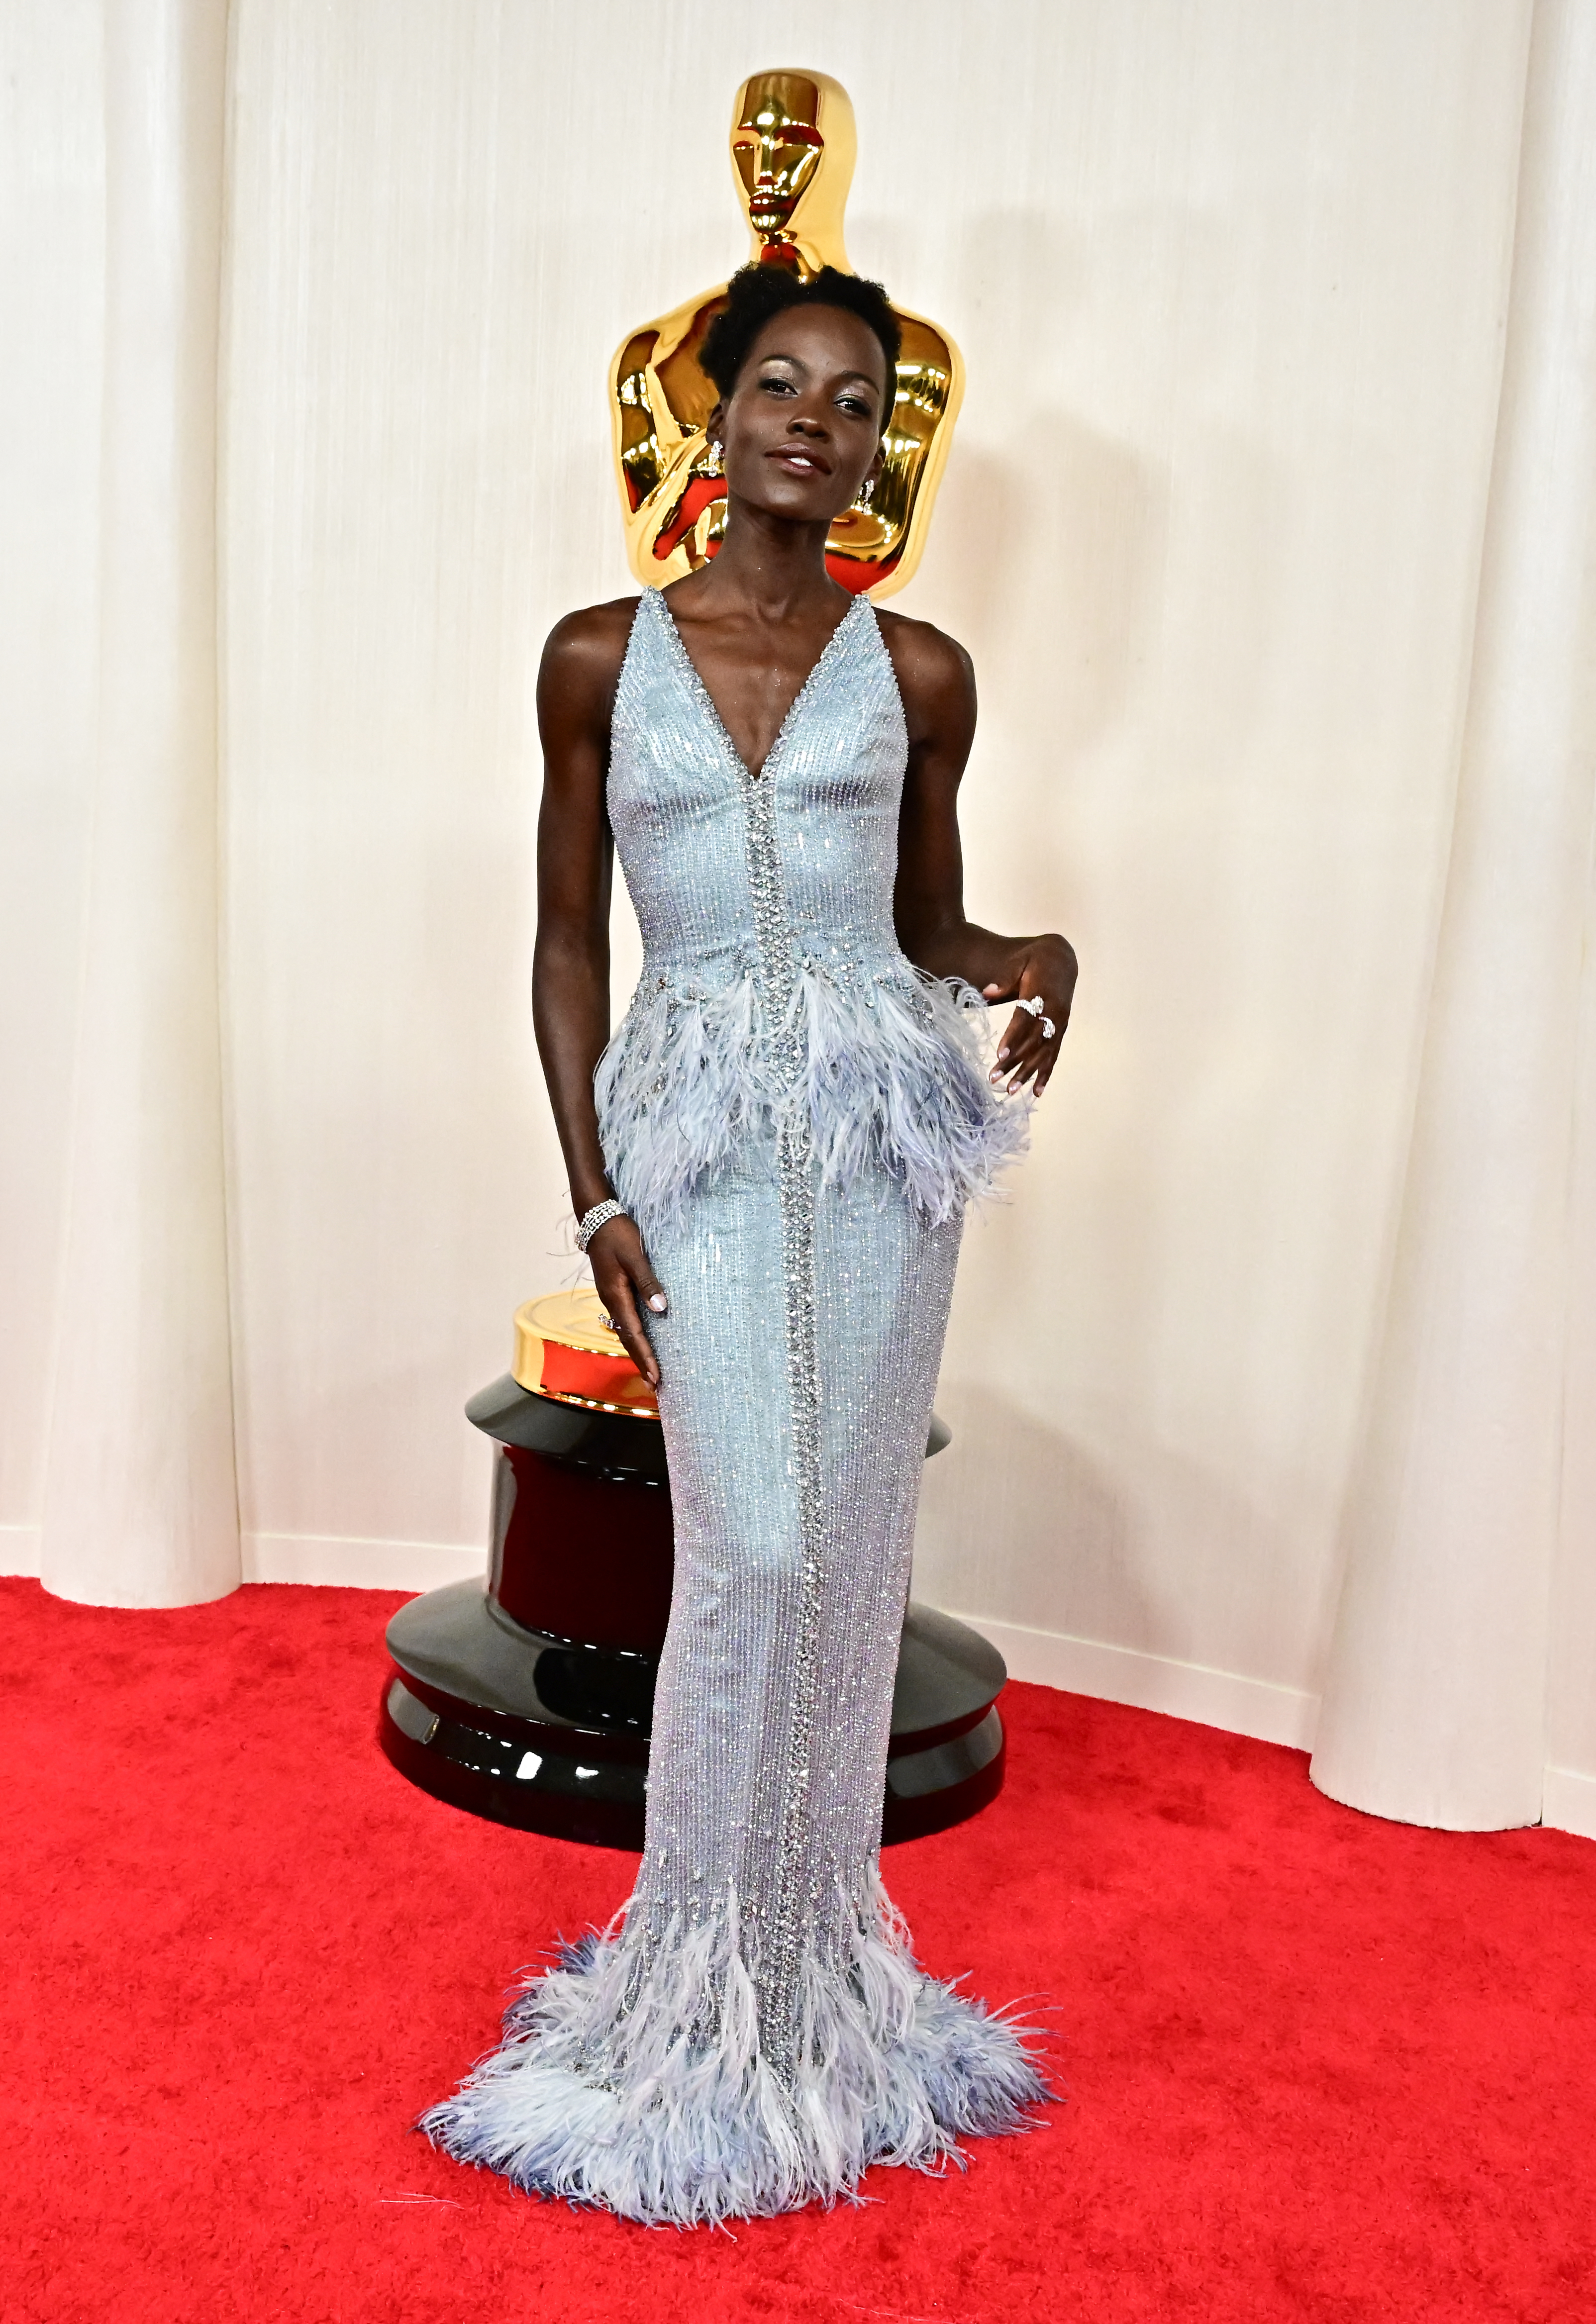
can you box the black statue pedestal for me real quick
[379,1372,1008,1848]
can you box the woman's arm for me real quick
[883,614,1078,1094]
[532,602,668,1385]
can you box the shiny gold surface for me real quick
[512,1288,658,1417]
[608,71,963,599]
[515,1287,627,1360]
[731,73,828,243]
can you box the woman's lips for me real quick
[768,448,830,475]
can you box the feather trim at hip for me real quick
[594,958,1031,1235]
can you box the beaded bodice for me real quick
[607,586,905,994]
[596,585,1025,1232]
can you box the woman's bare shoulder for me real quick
[537,594,645,727]
[542,594,644,674]
[873,606,977,734]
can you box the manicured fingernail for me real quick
[997,1047,1009,1063]
[989,1069,1002,1084]
[649,1293,668,1313]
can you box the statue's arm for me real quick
[532,600,667,1381]
[884,613,1078,1095]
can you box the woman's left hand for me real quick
[983,935,1078,1095]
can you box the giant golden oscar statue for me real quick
[609,70,963,597]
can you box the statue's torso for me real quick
[611,290,960,596]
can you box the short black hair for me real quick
[699,265,901,430]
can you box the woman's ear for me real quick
[705,399,727,445]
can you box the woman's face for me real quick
[715,305,888,527]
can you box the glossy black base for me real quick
[379,1371,1008,1848]
[379,1581,1006,1848]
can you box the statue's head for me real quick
[729,71,855,266]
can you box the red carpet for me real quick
[3,1576,1592,2323]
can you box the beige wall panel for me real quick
[1552,914,1596,1808]
[0,1,103,1561]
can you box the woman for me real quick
[424,265,1077,2225]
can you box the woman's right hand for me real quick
[587,1215,668,1388]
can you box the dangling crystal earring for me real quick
[859,474,875,507]
[704,437,725,477]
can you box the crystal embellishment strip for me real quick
[647,587,861,2070]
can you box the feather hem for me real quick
[419,1876,1051,2227]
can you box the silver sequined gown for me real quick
[424,587,1044,2223]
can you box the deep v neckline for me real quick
[650,586,867,782]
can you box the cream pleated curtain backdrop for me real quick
[5,0,239,1608]
[1310,0,1596,1830]
[3,0,1594,1832]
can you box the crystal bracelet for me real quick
[575,1198,629,1253]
